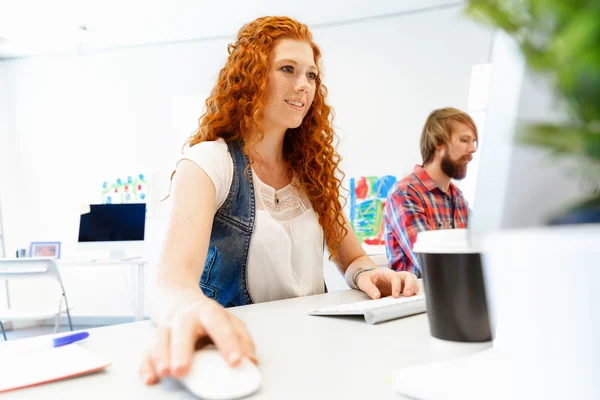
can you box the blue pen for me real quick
[53,331,90,347]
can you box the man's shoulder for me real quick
[390,173,425,196]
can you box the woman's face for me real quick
[262,39,317,133]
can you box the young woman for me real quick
[139,15,418,384]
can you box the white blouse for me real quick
[178,139,325,303]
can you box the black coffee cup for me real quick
[414,229,492,343]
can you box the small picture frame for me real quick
[29,242,61,259]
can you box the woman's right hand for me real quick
[138,298,257,384]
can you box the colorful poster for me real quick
[349,175,397,246]
[102,173,150,214]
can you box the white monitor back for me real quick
[467,32,600,399]
[469,31,591,244]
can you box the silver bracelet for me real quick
[352,267,376,289]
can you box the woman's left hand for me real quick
[356,268,418,299]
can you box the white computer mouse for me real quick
[178,345,261,400]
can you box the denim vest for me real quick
[199,140,255,307]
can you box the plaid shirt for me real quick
[384,165,469,277]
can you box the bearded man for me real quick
[383,108,478,276]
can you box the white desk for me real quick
[0,290,491,399]
[57,258,148,322]
[3,258,148,322]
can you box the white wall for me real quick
[0,62,11,308]
[318,10,492,179]
[0,7,492,318]
[0,63,7,246]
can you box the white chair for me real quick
[0,258,73,340]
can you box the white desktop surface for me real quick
[0,289,491,399]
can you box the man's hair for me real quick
[420,107,478,165]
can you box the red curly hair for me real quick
[181,16,347,259]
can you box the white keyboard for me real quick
[308,294,426,325]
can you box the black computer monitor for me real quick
[77,203,146,259]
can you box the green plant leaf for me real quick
[466,0,600,175]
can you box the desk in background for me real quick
[0,289,490,399]
[57,258,148,322]
[3,258,148,323]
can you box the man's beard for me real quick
[441,153,470,180]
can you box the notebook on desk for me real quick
[0,344,111,393]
